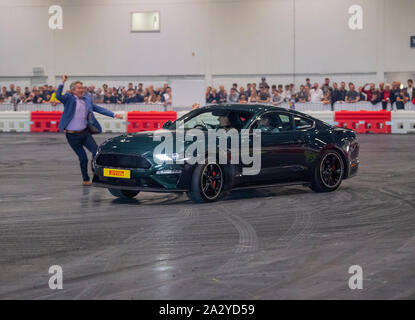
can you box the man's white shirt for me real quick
[310,88,323,103]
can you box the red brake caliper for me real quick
[212,171,216,188]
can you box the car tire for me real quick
[187,163,226,203]
[108,188,140,199]
[310,150,344,193]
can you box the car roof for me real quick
[199,104,327,125]
[201,103,309,116]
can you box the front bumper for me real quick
[92,162,194,192]
[347,159,359,178]
[344,141,359,179]
[92,179,188,193]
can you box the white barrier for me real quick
[0,111,31,132]
[391,111,415,134]
[95,112,127,133]
[0,111,126,133]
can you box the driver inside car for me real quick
[211,110,243,130]
[218,114,232,129]
[212,109,232,129]
[257,117,273,132]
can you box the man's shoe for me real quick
[82,181,92,186]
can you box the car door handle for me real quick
[280,139,302,145]
[289,139,303,144]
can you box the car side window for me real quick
[294,116,314,130]
[252,112,293,133]
[277,114,293,132]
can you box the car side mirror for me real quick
[162,120,172,129]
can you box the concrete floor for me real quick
[0,133,414,299]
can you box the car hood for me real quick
[99,130,190,158]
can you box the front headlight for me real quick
[154,153,188,164]
[154,153,175,162]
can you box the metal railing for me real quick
[0,103,173,112]
[392,102,415,111]
[333,101,384,111]
[1,101,415,113]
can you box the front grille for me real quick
[96,153,151,169]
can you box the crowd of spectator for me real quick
[206,77,415,110]
[0,82,173,107]
[1,77,415,111]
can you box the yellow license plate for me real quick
[103,168,131,179]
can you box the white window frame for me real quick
[130,11,161,33]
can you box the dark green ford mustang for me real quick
[92,104,359,203]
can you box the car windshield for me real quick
[166,109,255,130]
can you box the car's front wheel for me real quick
[108,188,140,199]
[187,163,225,203]
[310,150,344,193]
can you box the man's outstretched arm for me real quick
[92,102,123,119]
[56,75,68,103]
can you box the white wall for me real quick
[384,0,415,72]
[0,0,415,102]
[210,0,294,76]
[385,72,415,86]
[294,0,379,74]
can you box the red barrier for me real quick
[30,111,63,132]
[335,110,391,134]
[127,111,177,133]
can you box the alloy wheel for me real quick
[319,152,344,188]
[200,164,224,200]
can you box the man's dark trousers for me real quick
[65,130,98,182]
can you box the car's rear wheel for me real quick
[187,163,225,203]
[108,188,140,199]
[310,150,344,192]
